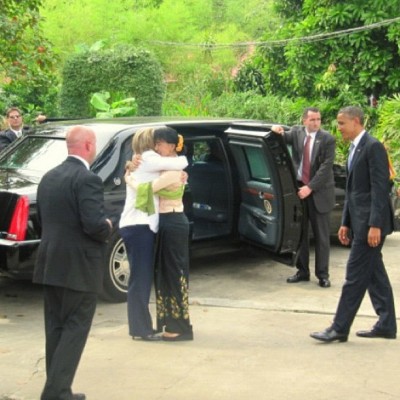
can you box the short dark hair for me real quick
[338,106,364,125]
[302,107,320,119]
[154,127,179,145]
[6,107,22,117]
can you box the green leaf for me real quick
[90,92,111,112]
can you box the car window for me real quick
[0,126,118,174]
[0,137,67,173]
[242,146,272,183]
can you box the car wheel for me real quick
[101,231,129,302]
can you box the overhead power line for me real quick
[146,16,400,50]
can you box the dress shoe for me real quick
[72,393,86,400]
[287,273,310,283]
[133,333,162,341]
[310,327,348,343]
[319,278,331,288]
[356,329,396,339]
[162,332,194,342]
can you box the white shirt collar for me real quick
[352,130,366,148]
[70,155,90,170]
[305,129,317,138]
[10,128,22,137]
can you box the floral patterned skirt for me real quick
[155,212,193,335]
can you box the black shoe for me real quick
[162,332,194,342]
[287,273,310,283]
[356,329,396,339]
[319,278,331,288]
[133,333,162,341]
[310,327,348,343]
[72,394,86,400]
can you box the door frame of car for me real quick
[226,124,305,265]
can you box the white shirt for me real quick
[119,150,188,233]
[69,155,90,170]
[297,131,316,181]
[10,129,22,138]
[350,130,366,151]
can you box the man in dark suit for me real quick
[0,107,47,152]
[33,125,112,399]
[311,106,397,343]
[272,107,336,287]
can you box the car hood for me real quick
[0,169,40,199]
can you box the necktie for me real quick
[301,134,311,184]
[348,143,355,169]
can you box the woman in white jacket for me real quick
[119,127,188,341]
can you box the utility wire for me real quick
[146,16,400,49]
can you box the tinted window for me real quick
[243,146,271,183]
[0,137,67,173]
[0,127,116,174]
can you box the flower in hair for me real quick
[176,134,184,152]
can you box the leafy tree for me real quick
[256,0,400,101]
[0,0,59,118]
[374,94,400,182]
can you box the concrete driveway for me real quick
[1,233,400,400]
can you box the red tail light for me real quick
[7,195,30,241]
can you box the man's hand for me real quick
[338,226,351,246]
[297,185,312,199]
[271,125,284,135]
[368,226,381,248]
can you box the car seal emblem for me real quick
[264,200,272,214]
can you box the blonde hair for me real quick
[132,127,155,154]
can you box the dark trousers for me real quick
[120,225,155,337]
[41,285,97,400]
[297,194,330,279]
[332,237,397,334]
[156,212,192,335]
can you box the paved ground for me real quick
[1,233,400,400]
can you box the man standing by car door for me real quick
[272,107,336,287]
[33,126,112,400]
[0,107,46,152]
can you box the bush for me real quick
[208,91,307,124]
[60,46,165,117]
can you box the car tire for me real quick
[100,230,129,303]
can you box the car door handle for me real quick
[250,208,269,225]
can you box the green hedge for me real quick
[60,46,165,117]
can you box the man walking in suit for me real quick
[272,107,336,287]
[33,126,112,399]
[311,106,397,343]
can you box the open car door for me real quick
[227,124,304,265]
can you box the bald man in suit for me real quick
[34,126,112,399]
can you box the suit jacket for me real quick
[284,125,336,213]
[33,157,111,293]
[0,126,31,152]
[342,132,394,239]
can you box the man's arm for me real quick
[78,173,112,242]
[308,133,336,192]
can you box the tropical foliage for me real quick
[90,92,137,119]
[0,0,59,120]
[60,46,164,117]
[253,0,400,101]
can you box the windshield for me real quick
[0,137,67,174]
[0,125,118,174]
